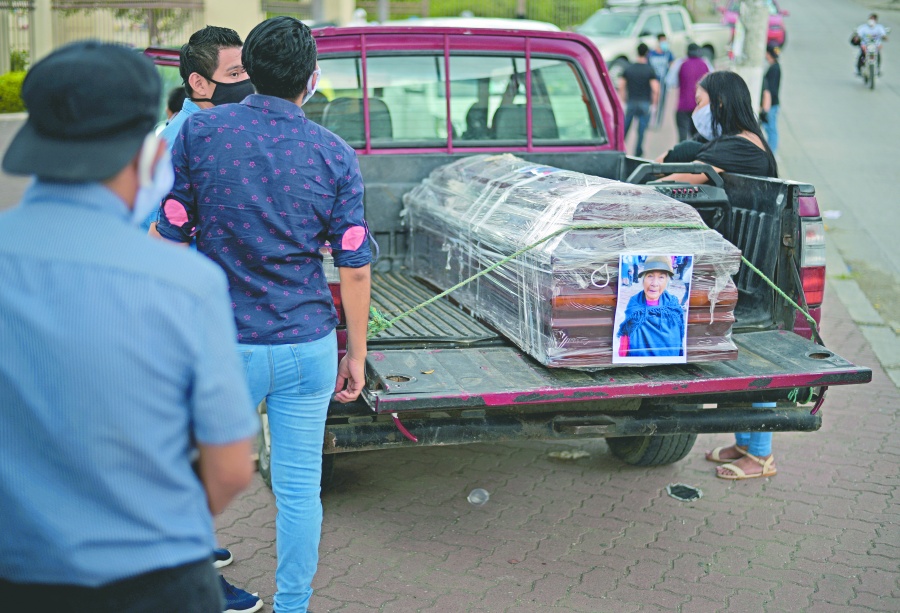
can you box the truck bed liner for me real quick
[364,330,871,413]
[369,272,499,345]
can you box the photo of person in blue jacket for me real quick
[615,255,690,363]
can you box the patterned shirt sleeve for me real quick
[328,147,372,268]
[157,119,198,244]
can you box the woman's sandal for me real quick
[705,445,747,463]
[716,453,777,480]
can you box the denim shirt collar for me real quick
[22,180,131,222]
[180,97,202,115]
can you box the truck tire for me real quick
[256,411,336,491]
[321,453,335,491]
[607,432,698,466]
[257,422,272,489]
[699,46,715,63]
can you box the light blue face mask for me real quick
[132,134,175,226]
[660,41,670,52]
[691,103,721,141]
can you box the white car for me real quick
[576,0,731,81]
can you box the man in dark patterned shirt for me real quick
[155,16,372,613]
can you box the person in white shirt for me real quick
[856,13,889,75]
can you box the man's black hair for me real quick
[657,33,667,41]
[698,71,778,177]
[637,42,649,57]
[167,86,187,114]
[242,16,317,101]
[180,25,243,96]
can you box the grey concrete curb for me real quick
[826,237,900,387]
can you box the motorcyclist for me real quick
[855,13,888,76]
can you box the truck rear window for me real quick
[313,53,605,149]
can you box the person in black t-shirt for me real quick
[760,45,782,153]
[618,43,659,158]
[659,70,777,184]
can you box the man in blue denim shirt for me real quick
[0,41,257,613]
[155,17,372,613]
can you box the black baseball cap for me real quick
[2,40,161,182]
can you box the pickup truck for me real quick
[146,25,870,488]
[575,0,733,80]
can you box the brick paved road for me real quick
[216,285,899,613]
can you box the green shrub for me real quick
[0,71,26,113]
[10,49,28,72]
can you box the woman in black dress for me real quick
[661,70,778,184]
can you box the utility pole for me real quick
[732,0,769,110]
[516,0,526,19]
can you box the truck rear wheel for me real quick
[256,409,336,491]
[607,432,697,466]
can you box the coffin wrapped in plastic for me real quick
[403,154,742,369]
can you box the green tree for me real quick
[112,8,191,45]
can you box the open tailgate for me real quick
[363,330,871,414]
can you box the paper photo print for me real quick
[613,254,693,364]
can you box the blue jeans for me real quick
[734,402,775,456]
[238,331,337,613]
[654,82,668,126]
[763,104,779,153]
[624,100,652,157]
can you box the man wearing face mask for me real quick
[156,16,372,613]
[0,41,258,613]
[647,34,674,128]
[855,13,888,76]
[143,25,252,233]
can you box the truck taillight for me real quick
[329,282,344,325]
[800,219,826,307]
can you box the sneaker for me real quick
[212,547,234,569]
[219,575,263,613]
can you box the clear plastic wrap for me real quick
[403,154,742,369]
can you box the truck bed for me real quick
[365,273,870,414]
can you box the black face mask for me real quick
[193,77,254,106]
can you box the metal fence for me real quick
[0,1,33,72]
[261,0,313,20]
[0,0,206,73]
[51,1,204,48]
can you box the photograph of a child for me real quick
[613,254,693,364]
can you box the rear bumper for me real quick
[325,404,821,453]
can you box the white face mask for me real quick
[691,103,721,141]
[868,19,876,27]
[133,133,175,226]
[302,68,321,105]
